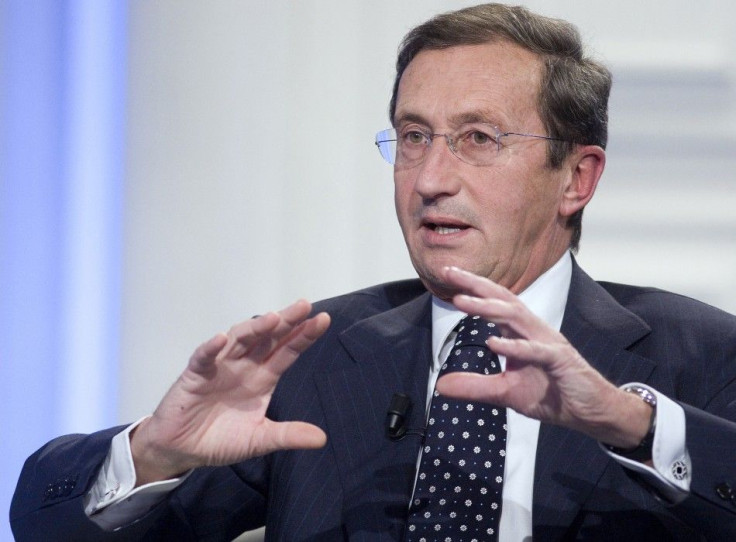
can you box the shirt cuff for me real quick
[84,416,191,531]
[601,382,691,504]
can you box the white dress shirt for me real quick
[427,252,689,541]
[87,252,690,538]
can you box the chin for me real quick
[415,268,460,302]
[410,251,482,297]
[423,280,462,302]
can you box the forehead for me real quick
[394,41,544,130]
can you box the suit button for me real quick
[715,482,734,501]
[43,477,77,501]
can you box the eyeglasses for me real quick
[374,124,566,168]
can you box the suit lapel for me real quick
[311,263,662,539]
[532,261,657,540]
[314,291,432,541]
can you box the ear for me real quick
[559,145,606,218]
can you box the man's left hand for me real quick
[436,266,652,451]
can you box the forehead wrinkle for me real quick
[394,43,544,133]
[392,111,431,129]
[394,109,507,132]
[448,111,505,130]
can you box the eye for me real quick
[404,130,428,145]
[465,130,496,146]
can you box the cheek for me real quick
[474,175,553,238]
[513,161,563,207]
[393,177,414,220]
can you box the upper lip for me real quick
[420,215,471,229]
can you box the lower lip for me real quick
[421,226,470,245]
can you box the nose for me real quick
[412,134,463,200]
[431,133,458,156]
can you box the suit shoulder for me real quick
[598,280,736,332]
[311,279,427,323]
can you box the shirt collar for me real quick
[431,252,573,365]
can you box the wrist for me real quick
[602,385,657,461]
[129,418,193,486]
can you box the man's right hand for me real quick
[129,299,330,486]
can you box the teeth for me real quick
[435,226,461,234]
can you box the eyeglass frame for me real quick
[374,123,569,168]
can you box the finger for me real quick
[452,294,516,331]
[256,420,327,454]
[435,372,509,405]
[252,300,317,359]
[189,333,229,374]
[218,311,279,359]
[441,266,516,301]
[247,299,314,356]
[440,267,544,339]
[487,335,544,361]
[277,298,314,325]
[222,299,313,360]
[453,292,556,344]
[258,298,314,340]
[264,312,331,375]
[487,336,570,370]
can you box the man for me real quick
[11,3,736,540]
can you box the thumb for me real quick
[256,421,327,455]
[436,372,506,404]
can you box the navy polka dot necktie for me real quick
[406,315,506,542]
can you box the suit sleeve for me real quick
[10,427,269,541]
[656,359,736,542]
[9,427,170,541]
[671,404,736,531]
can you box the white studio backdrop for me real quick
[121,0,736,425]
[1,2,127,539]
[3,2,735,542]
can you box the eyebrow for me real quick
[393,110,505,130]
[392,111,430,128]
[451,111,502,127]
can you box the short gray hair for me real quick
[389,3,611,252]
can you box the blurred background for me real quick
[3,1,736,540]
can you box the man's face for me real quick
[393,41,572,299]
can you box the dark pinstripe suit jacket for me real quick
[11,262,736,541]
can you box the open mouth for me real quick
[424,220,469,235]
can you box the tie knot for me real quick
[454,315,497,347]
